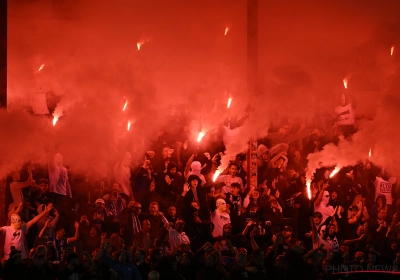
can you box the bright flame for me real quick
[127,121,131,131]
[224,27,229,35]
[343,78,348,89]
[213,170,221,182]
[227,97,232,108]
[306,180,311,200]
[123,100,128,111]
[369,147,372,158]
[38,64,45,72]
[137,42,142,51]
[329,167,340,178]
[52,116,58,126]
[197,132,205,143]
[391,46,394,56]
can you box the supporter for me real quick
[134,249,150,280]
[39,221,80,262]
[245,248,267,280]
[91,198,108,230]
[314,182,334,221]
[288,149,306,174]
[148,270,160,280]
[139,202,168,238]
[120,201,142,246]
[2,203,52,261]
[195,248,228,279]
[82,225,101,255]
[214,223,242,255]
[168,219,189,250]
[334,93,356,138]
[370,194,392,221]
[48,152,72,207]
[215,163,244,194]
[133,219,155,255]
[310,214,334,259]
[243,188,260,210]
[160,161,184,205]
[152,145,174,176]
[3,249,25,280]
[101,248,142,280]
[113,151,133,202]
[210,197,231,238]
[24,252,55,280]
[26,178,52,216]
[180,174,208,216]
[105,188,125,226]
[37,204,59,238]
[184,154,207,186]
[225,183,245,232]
[58,252,94,280]
[165,205,179,227]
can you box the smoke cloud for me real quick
[3,0,400,179]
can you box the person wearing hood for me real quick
[184,149,207,186]
[159,161,184,204]
[180,174,208,215]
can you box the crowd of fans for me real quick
[1,94,400,280]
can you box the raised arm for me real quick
[361,206,370,222]
[314,181,328,208]
[38,220,49,239]
[26,203,53,229]
[67,221,80,243]
[249,229,259,251]
[348,203,363,224]
[184,153,196,178]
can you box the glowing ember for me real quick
[137,42,142,51]
[343,78,348,89]
[213,170,221,182]
[127,121,131,131]
[329,167,340,178]
[391,46,394,56]
[369,147,372,158]
[224,27,229,36]
[38,64,45,72]
[306,180,311,200]
[123,100,128,111]
[197,132,205,143]
[52,116,58,126]
[227,97,232,108]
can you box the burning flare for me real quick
[391,46,394,56]
[123,100,128,111]
[227,97,232,108]
[137,42,142,51]
[197,132,205,143]
[224,27,229,36]
[52,116,58,126]
[52,106,63,126]
[329,166,340,178]
[38,64,45,72]
[213,170,221,182]
[127,121,131,131]
[306,180,311,200]
[343,78,348,89]
[369,147,372,158]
